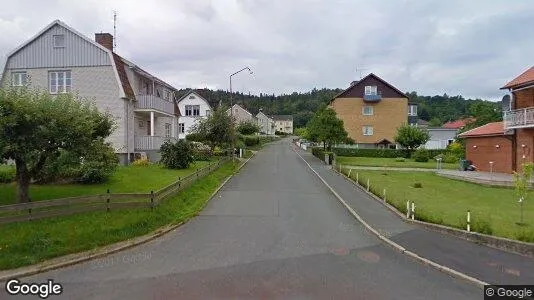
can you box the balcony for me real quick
[504,107,534,129]
[134,94,174,116]
[135,135,176,151]
[363,93,382,102]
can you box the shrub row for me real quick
[0,165,16,183]
[333,148,448,159]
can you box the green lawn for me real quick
[341,168,534,242]
[0,160,214,206]
[0,160,239,270]
[336,156,458,170]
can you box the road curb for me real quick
[0,155,256,282]
[335,165,534,258]
[293,148,488,289]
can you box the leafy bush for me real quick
[185,132,204,142]
[311,147,325,160]
[412,149,429,162]
[236,121,260,135]
[412,181,423,188]
[242,135,260,146]
[191,142,213,161]
[0,165,16,183]
[132,158,149,166]
[259,135,280,144]
[443,153,459,164]
[395,157,405,162]
[160,140,194,169]
[447,141,465,158]
[76,141,118,184]
[333,148,447,159]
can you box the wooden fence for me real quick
[0,158,229,224]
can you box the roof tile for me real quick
[502,66,534,89]
[458,122,505,138]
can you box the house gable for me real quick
[6,22,111,69]
[334,73,407,100]
[176,91,212,116]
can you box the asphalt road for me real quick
[2,139,480,299]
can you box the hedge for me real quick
[332,148,448,158]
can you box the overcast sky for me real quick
[1,0,533,100]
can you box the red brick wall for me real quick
[465,136,512,173]
[513,88,534,109]
[515,128,534,169]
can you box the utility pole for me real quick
[229,67,253,161]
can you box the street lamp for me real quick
[229,67,254,160]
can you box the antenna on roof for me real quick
[113,10,117,49]
[355,66,368,79]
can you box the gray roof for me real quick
[272,115,293,121]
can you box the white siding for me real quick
[177,93,212,139]
[7,24,110,69]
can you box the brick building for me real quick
[458,122,513,173]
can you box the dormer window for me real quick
[53,35,65,48]
[365,86,377,95]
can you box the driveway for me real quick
[1,139,479,299]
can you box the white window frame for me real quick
[193,105,200,116]
[164,123,171,138]
[362,106,374,116]
[365,85,377,95]
[53,35,65,48]
[178,123,185,134]
[408,105,418,116]
[48,71,71,94]
[11,72,27,86]
[363,126,374,136]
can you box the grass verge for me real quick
[0,160,213,205]
[336,156,458,170]
[0,160,238,270]
[341,168,534,243]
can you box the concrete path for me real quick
[297,148,534,286]
[1,139,481,299]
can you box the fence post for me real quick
[28,197,32,221]
[406,201,410,218]
[383,189,387,202]
[348,168,352,178]
[356,172,359,183]
[366,179,370,192]
[150,191,154,210]
[467,210,471,232]
[411,202,415,220]
[106,189,110,212]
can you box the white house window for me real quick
[185,105,200,116]
[178,123,185,134]
[365,86,377,95]
[53,35,65,48]
[164,123,171,137]
[206,110,211,116]
[11,72,27,86]
[408,105,418,116]
[362,106,374,116]
[49,71,71,94]
[363,126,374,136]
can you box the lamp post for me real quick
[229,67,253,160]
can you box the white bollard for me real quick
[406,201,410,218]
[411,202,415,220]
[356,172,359,183]
[383,189,387,201]
[367,179,370,191]
[467,210,471,232]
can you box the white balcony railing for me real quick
[504,107,534,129]
[134,136,176,151]
[134,94,174,115]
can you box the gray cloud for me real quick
[1,0,533,100]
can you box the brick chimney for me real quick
[95,33,113,51]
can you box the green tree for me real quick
[0,87,115,203]
[394,124,430,153]
[190,105,235,150]
[294,127,309,139]
[160,139,194,169]
[513,162,533,225]
[236,120,260,135]
[428,117,442,127]
[307,108,348,150]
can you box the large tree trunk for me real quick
[15,158,31,203]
